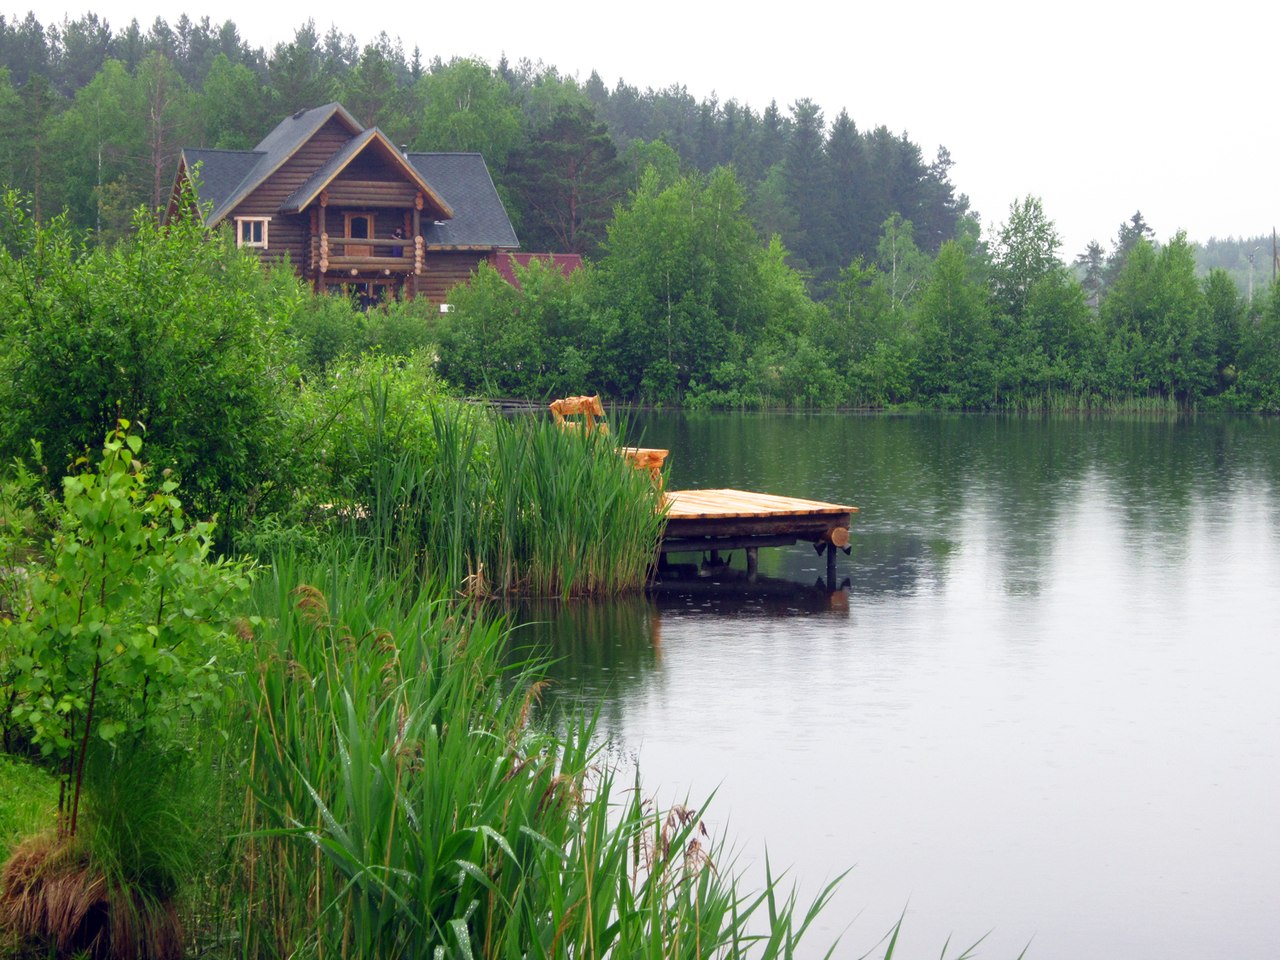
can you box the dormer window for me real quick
[236,217,270,248]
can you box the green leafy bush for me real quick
[0,189,302,534]
[0,425,253,838]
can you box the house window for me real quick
[236,217,270,248]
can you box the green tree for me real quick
[596,166,764,400]
[268,21,333,114]
[1103,210,1155,290]
[1074,240,1105,309]
[913,239,993,406]
[341,39,415,143]
[505,103,623,256]
[415,58,522,169]
[825,109,867,260]
[1102,233,1213,405]
[747,162,799,242]
[438,257,600,396]
[45,58,145,236]
[49,13,113,94]
[0,68,24,193]
[136,52,195,209]
[1,425,252,837]
[1203,267,1244,392]
[198,53,273,149]
[782,98,833,282]
[874,213,930,316]
[1232,279,1280,410]
[990,195,1062,321]
[620,137,681,191]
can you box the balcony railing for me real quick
[312,235,423,275]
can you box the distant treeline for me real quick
[437,187,1280,413]
[0,10,965,289]
[4,12,1279,415]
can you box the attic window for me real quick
[236,217,270,249]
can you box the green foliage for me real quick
[1102,234,1213,406]
[285,352,452,518]
[913,240,994,407]
[874,214,930,317]
[1231,280,1280,411]
[286,291,439,376]
[505,102,624,256]
[0,188,300,532]
[197,53,273,149]
[438,257,601,397]
[0,425,253,840]
[990,195,1062,321]
[620,137,682,191]
[415,57,522,169]
[598,166,765,400]
[0,755,57,861]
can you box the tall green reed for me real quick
[231,552,837,959]
[342,382,665,598]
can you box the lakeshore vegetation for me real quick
[0,203,852,957]
[2,12,1279,959]
[3,12,1279,412]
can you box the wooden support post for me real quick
[746,546,758,580]
[826,537,837,584]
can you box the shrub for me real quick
[0,189,302,535]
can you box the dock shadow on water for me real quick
[503,568,852,722]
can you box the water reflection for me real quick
[508,413,1280,959]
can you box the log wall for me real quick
[417,251,493,305]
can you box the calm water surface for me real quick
[511,414,1280,959]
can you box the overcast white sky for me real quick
[34,0,1279,257]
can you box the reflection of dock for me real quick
[660,488,857,581]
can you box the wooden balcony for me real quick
[310,235,422,275]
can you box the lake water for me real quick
[511,413,1280,959]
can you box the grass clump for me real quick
[289,354,665,598]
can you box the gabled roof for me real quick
[408,153,519,250]
[279,128,454,218]
[191,103,362,226]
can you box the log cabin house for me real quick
[167,102,519,306]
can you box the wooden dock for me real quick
[660,488,858,580]
[537,399,858,582]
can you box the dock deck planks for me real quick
[664,488,854,520]
[660,488,857,554]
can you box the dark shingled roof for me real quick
[192,103,361,225]
[181,148,263,220]
[409,153,519,249]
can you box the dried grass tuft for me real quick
[0,834,183,960]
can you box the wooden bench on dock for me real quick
[550,395,669,487]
